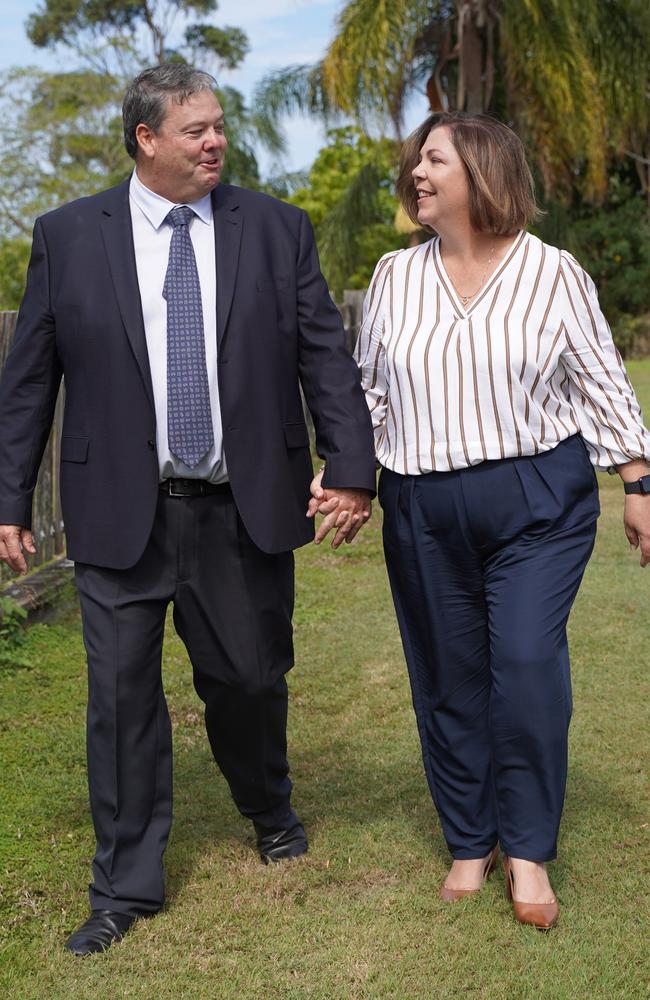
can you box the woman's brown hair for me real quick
[397,112,540,235]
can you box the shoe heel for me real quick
[484,846,499,880]
[502,856,513,901]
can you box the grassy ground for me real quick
[0,363,648,1000]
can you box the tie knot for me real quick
[166,205,194,229]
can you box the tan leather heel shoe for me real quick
[440,845,499,902]
[502,855,559,929]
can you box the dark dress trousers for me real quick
[0,180,376,914]
[380,435,599,861]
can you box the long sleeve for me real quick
[354,253,395,448]
[0,219,62,527]
[559,251,650,469]
[294,209,377,493]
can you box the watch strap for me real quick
[623,474,650,495]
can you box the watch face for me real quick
[641,475,650,494]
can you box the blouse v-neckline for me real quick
[433,230,528,318]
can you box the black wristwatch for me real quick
[623,474,650,495]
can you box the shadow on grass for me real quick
[141,729,648,909]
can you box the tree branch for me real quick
[625,149,650,166]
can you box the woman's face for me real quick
[411,126,470,230]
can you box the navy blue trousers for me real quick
[380,436,599,861]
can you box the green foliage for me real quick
[0,596,28,668]
[185,25,249,70]
[569,183,650,355]
[535,175,650,352]
[252,64,334,130]
[26,1,250,73]
[0,0,284,249]
[569,185,650,321]
[215,84,286,189]
[0,66,131,240]
[288,127,408,297]
[257,0,650,205]
[0,237,31,309]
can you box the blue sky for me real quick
[0,0,425,175]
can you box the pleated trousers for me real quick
[74,489,295,916]
[379,435,599,861]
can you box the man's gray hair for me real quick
[122,64,217,160]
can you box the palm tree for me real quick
[256,0,650,204]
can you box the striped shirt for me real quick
[354,231,650,473]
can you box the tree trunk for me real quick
[455,1,499,113]
[459,4,485,112]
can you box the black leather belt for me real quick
[160,478,231,497]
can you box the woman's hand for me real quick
[306,468,372,548]
[624,495,650,567]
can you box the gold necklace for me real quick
[446,245,496,306]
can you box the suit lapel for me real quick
[99,179,155,411]
[212,185,242,348]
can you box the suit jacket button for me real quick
[147,440,155,450]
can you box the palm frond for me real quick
[317,161,388,295]
[252,64,335,127]
[321,0,436,135]
[500,0,608,199]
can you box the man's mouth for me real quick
[200,159,221,170]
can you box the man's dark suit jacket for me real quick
[0,180,376,568]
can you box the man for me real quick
[0,64,375,955]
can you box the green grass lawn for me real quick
[1,363,649,999]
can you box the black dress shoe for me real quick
[65,909,137,955]
[254,816,308,864]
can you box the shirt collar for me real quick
[129,170,213,230]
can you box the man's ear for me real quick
[135,123,156,161]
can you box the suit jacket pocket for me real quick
[283,423,310,449]
[61,436,89,463]
[257,275,290,292]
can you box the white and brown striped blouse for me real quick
[354,231,650,473]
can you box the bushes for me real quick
[537,178,650,355]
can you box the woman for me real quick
[312,113,650,928]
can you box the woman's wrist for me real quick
[616,459,650,483]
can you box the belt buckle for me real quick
[167,479,187,497]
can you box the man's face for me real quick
[137,89,227,203]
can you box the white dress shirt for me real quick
[129,170,227,482]
[355,232,650,474]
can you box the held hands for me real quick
[0,525,37,576]
[306,468,372,548]
[623,496,650,567]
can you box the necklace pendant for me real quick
[460,295,470,306]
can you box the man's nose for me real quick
[204,129,226,148]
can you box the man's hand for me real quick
[624,496,650,567]
[0,525,37,576]
[306,469,372,548]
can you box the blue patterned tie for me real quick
[163,205,214,469]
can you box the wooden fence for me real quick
[0,294,365,583]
